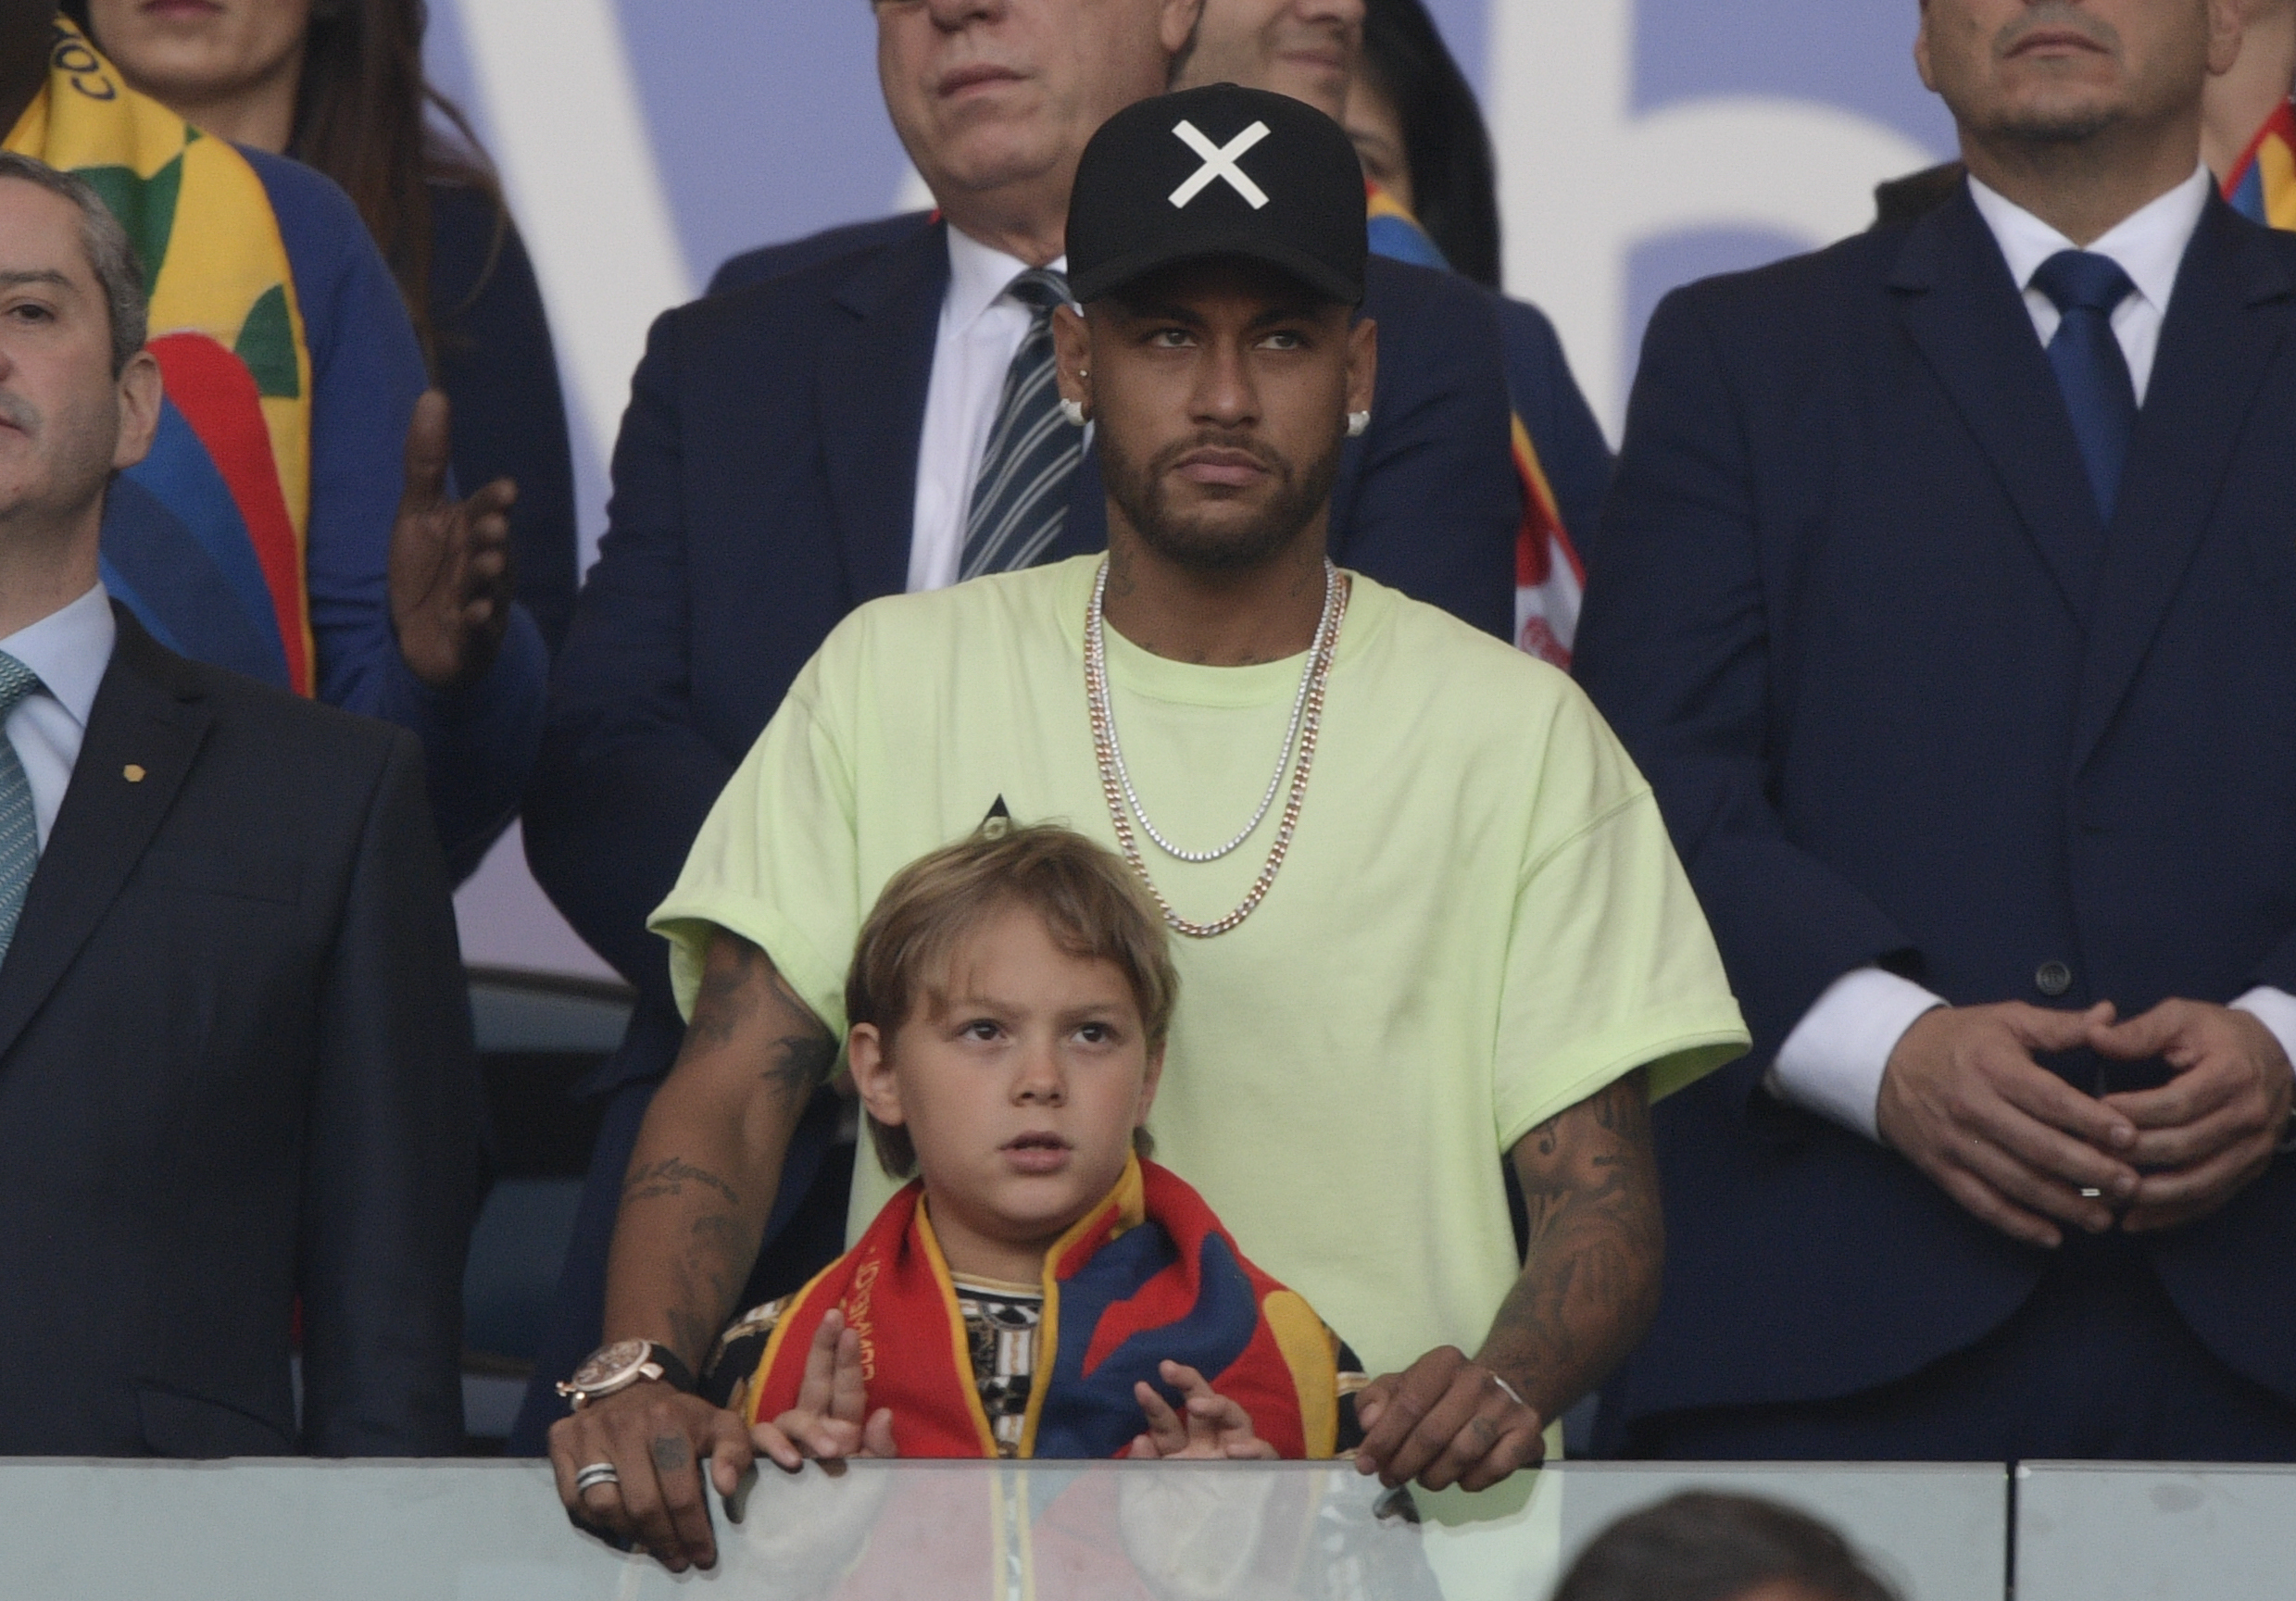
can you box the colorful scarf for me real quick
[2226,99,2296,231]
[6,19,315,694]
[1364,181,1585,666]
[747,1157,1341,1459]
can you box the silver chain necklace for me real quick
[1085,558,1338,862]
[1085,559,1347,938]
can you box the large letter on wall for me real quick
[1488,0,1933,431]
[457,0,695,469]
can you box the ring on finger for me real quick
[1487,1371,1529,1412]
[575,1462,621,1494]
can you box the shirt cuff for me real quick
[2231,987,2296,1077]
[1766,968,1947,1141]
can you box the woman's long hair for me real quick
[1360,0,1503,290]
[67,0,502,367]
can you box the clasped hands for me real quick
[1876,997,2293,1247]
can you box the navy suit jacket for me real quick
[528,212,1519,1074]
[0,610,475,1455]
[1575,189,2296,1428]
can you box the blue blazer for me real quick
[528,212,1520,1067]
[1575,189,2296,1430]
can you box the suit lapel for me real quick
[2071,200,2295,769]
[0,608,210,1064]
[1890,191,2108,623]
[819,219,948,603]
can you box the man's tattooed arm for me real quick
[601,929,837,1370]
[1481,1069,1664,1423]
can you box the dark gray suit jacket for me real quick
[0,608,476,1456]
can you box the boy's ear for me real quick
[850,1023,907,1130]
[1135,1043,1166,1127]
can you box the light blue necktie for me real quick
[2032,249,2139,524]
[0,652,47,968]
[960,269,1082,580]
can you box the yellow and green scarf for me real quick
[5,19,316,693]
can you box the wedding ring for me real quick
[574,1462,621,1494]
[1487,1371,1529,1411]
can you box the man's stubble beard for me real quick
[1102,427,1343,575]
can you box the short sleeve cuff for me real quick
[1768,968,1946,1141]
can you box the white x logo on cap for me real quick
[1168,119,1272,210]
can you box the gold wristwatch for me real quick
[556,1339,697,1408]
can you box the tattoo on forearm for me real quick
[677,932,837,1094]
[663,1214,743,1370]
[1486,1070,1663,1423]
[621,1157,742,1208]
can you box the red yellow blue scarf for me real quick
[746,1156,1341,1459]
[2226,99,2296,230]
[1365,181,1584,666]
[6,19,316,694]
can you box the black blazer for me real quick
[1575,188,2296,1430]
[528,211,1520,1049]
[0,610,477,1456]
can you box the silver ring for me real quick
[1487,1371,1529,1411]
[574,1462,621,1494]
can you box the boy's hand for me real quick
[1127,1360,1279,1460]
[752,1309,898,1470]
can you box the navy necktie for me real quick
[961,269,1081,580]
[0,652,45,969]
[2031,249,2139,524]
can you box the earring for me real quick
[1347,409,1371,438]
[1060,398,1088,427]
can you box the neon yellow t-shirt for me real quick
[654,557,1748,1378]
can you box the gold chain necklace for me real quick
[1084,559,1348,938]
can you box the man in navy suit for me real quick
[514,0,1525,1450]
[0,154,474,1456]
[1577,0,2296,1459]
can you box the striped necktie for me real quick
[960,268,1082,580]
[0,652,46,968]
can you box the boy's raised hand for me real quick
[753,1309,898,1470]
[1128,1360,1279,1460]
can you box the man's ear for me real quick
[849,1023,908,1132]
[111,348,161,473]
[1160,0,1204,58]
[1913,3,1938,94]
[1053,302,1093,420]
[1344,314,1377,419]
[2206,0,2244,77]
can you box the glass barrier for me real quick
[0,1457,2005,1601]
[2014,1462,2296,1601]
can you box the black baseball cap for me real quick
[1066,83,1367,306]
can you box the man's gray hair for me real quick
[0,152,149,376]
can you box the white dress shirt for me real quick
[905,228,1070,594]
[0,582,116,852]
[1770,166,2296,1136]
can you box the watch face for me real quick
[569,1338,653,1392]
